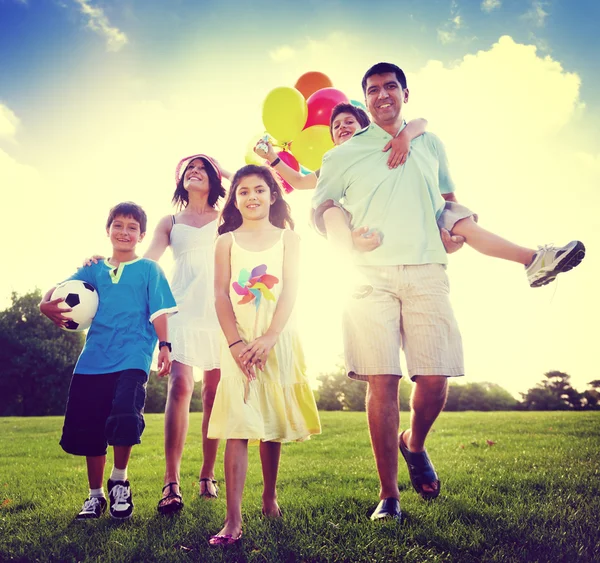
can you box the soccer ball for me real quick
[51,280,99,332]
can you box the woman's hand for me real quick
[351,226,382,252]
[383,133,411,169]
[82,255,104,267]
[239,333,277,371]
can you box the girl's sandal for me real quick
[209,530,242,546]
[199,478,219,499]
[157,482,184,515]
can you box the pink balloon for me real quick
[277,150,300,172]
[304,88,349,129]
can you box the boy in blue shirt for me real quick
[40,202,178,520]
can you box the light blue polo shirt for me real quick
[312,122,456,266]
[65,258,178,375]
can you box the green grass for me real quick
[0,411,599,562]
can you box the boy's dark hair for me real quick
[218,165,294,235]
[329,103,371,137]
[361,62,408,93]
[172,157,226,209]
[106,201,147,234]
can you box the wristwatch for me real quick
[159,341,172,352]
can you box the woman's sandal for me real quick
[199,478,219,499]
[157,482,184,515]
[399,430,441,501]
[209,531,242,546]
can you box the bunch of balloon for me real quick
[292,72,349,173]
[256,72,350,190]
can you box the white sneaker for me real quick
[108,479,133,519]
[526,241,585,287]
[75,496,106,520]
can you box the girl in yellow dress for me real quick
[207,164,321,546]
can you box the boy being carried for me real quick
[40,202,178,520]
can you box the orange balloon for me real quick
[294,72,333,100]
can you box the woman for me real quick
[145,154,228,514]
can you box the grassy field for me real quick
[0,411,599,562]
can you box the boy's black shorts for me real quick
[60,369,148,457]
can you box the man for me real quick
[312,62,464,522]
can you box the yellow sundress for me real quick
[207,230,321,442]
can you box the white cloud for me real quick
[269,45,296,62]
[72,0,128,52]
[481,0,501,12]
[522,1,549,27]
[437,1,463,44]
[0,104,19,138]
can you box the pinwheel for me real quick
[232,264,279,310]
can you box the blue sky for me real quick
[1,0,598,396]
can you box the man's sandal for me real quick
[157,482,184,515]
[399,430,441,501]
[199,478,219,499]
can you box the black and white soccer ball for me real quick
[51,280,99,332]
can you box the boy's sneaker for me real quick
[76,496,107,520]
[108,479,134,520]
[526,241,585,288]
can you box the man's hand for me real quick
[441,228,465,254]
[39,297,72,328]
[352,226,382,252]
[156,348,171,377]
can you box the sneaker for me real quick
[75,496,107,520]
[108,479,134,520]
[526,241,585,288]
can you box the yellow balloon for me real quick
[290,125,334,171]
[245,132,277,166]
[262,87,307,143]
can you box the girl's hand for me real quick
[82,255,104,267]
[383,133,411,169]
[156,348,171,377]
[240,333,277,371]
[230,341,256,381]
[39,297,72,328]
[254,137,278,164]
[352,226,382,252]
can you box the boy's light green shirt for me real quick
[312,122,456,266]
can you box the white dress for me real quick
[168,217,220,375]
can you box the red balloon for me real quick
[304,88,349,129]
[295,72,333,100]
[277,150,300,172]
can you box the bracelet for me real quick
[228,339,243,348]
[269,157,281,167]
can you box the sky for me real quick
[1,0,599,398]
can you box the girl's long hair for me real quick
[172,157,226,210]
[218,165,294,235]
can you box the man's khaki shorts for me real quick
[343,263,464,381]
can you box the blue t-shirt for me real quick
[66,258,178,375]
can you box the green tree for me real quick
[445,382,517,411]
[0,290,84,416]
[582,379,600,410]
[520,371,582,410]
[316,366,413,411]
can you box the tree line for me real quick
[1,290,598,416]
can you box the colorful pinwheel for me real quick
[232,264,279,309]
